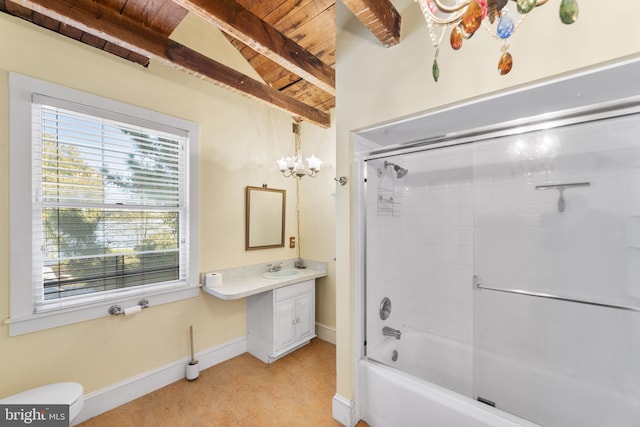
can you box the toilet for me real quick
[0,382,84,423]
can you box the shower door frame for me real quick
[359,95,640,358]
[351,56,640,425]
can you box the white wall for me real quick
[0,12,336,400]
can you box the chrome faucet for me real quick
[382,326,401,340]
[266,262,283,273]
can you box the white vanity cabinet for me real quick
[247,279,315,363]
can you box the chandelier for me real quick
[417,0,579,81]
[277,117,322,179]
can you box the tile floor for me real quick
[78,338,368,427]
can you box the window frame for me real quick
[8,73,200,336]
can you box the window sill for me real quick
[6,285,200,336]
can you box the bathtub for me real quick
[358,327,540,427]
[358,360,540,427]
[367,327,474,397]
[359,327,640,426]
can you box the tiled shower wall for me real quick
[365,160,408,351]
[403,155,474,346]
[366,145,476,353]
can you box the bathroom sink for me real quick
[262,269,302,279]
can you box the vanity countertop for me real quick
[201,259,327,300]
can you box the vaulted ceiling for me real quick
[1,0,401,128]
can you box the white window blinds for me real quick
[31,95,189,310]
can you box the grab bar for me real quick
[474,277,640,312]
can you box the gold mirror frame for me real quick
[245,186,286,250]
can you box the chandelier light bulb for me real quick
[277,118,321,179]
[306,154,322,172]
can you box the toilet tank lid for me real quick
[0,382,83,405]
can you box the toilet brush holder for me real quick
[185,325,199,381]
[186,360,199,381]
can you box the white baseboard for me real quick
[315,322,336,345]
[74,336,247,425]
[332,393,357,427]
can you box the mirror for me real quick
[245,186,286,250]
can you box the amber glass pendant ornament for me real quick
[559,0,579,24]
[461,0,484,36]
[450,26,463,50]
[498,45,513,75]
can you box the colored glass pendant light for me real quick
[496,13,514,39]
[461,0,484,36]
[417,0,579,78]
[559,0,579,24]
[498,51,513,75]
[517,0,537,14]
[450,26,463,50]
[432,58,440,82]
[476,0,489,19]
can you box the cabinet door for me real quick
[294,293,314,341]
[275,299,296,350]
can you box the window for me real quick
[9,74,199,335]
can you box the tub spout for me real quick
[382,326,401,339]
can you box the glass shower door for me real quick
[472,113,640,426]
[364,145,476,397]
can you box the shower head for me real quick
[384,161,408,179]
[395,166,408,179]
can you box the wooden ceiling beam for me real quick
[341,0,401,47]
[11,0,331,127]
[173,0,336,96]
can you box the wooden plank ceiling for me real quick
[2,0,400,128]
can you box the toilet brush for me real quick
[186,325,199,381]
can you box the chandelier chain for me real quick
[295,176,301,259]
[427,17,447,48]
